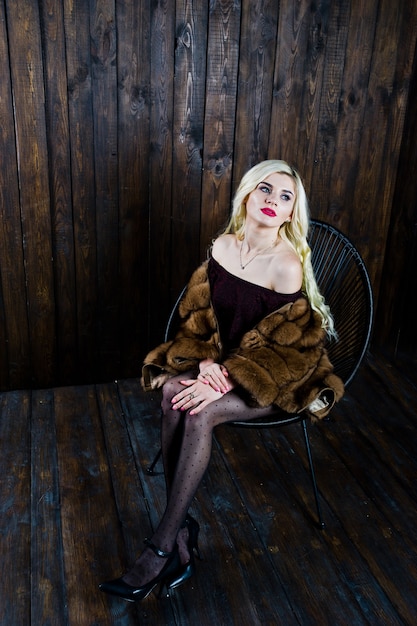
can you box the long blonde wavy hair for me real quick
[221,160,337,339]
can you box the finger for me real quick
[189,398,208,415]
[201,370,223,392]
[172,391,197,411]
[171,379,198,404]
[208,372,229,393]
[189,391,219,415]
[179,379,195,387]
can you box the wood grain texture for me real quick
[0,391,31,625]
[324,0,378,234]
[350,0,405,302]
[91,0,120,378]
[172,0,208,292]
[64,0,99,382]
[270,0,314,167]
[200,0,241,253]
[0,1,31,388]
[2,354,417,624]
[117,0,151,376]
[234,0,279,182]
[31,389,67,624]
[148,0,175,346]
[308,0,350,219]
[374,39,417,356]
[40,0,78,385]
[6,0,56,386]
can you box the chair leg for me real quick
[146,447,162,475]
[301,418,325,529]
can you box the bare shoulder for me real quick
[270,246,303,293]
[212,234,237,258]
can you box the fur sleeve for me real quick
[223,298,344,418]
[141,262,221,391]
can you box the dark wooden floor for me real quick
[1,351,417,626]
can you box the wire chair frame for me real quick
[147,220,374,528]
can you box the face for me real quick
[245,172,296,229]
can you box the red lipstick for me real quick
[261,208,277,217]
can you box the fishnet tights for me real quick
[122,372,276,586]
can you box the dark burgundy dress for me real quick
[207,256,303,355]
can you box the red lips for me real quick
[261,208,277,217]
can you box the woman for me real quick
[99,160,344,602]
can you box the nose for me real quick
[266,194,278,206]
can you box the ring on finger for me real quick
[189,393,194,400]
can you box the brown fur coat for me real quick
[142,261,344,419]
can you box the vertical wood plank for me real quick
[293,0,331,189]
[31,389,68,624]
[234,0,279,183]
[54,385,126,625]
[0,390,31,625]
[102,381,178,623]
[308,0,350,221]
[324,0,378,232]
[117,0,152,375]
[270,0,316,167]
[96,382,163,623]
[370,0,417,343]
[0,283,8,389]
[40,0,78,385]
[0,0,31,389]
[350,0,409,301]
[90,0,120,379]
[374,21,417,355]
[64,0,98,382]
[148,0,175,346]
[171,0,208,294]
[6,0,56,387]
[200,0,241,252]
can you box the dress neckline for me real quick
[209,255,302,298]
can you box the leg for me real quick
[123,387,276,587]
[159,373,194,495]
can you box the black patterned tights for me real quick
[122,372,276,586]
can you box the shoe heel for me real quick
[186,515,202,561]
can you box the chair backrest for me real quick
[165,220,373,389]
[309,219,373,387]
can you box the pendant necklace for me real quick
[239,238,274,270]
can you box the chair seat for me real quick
[229,411,304,428]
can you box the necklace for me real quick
[239,238,274,270]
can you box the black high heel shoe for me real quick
[165,514,202,590]
[99,539,180,603]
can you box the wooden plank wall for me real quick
[0,0,416,391]
[373,43,417,358]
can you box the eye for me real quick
[281,193,291,201]
[258,184,271,194]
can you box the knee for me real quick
[162,378,182,404]
[183,411,214,436]
[161,378,184,419]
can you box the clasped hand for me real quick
[171,379,223,415]
[171,361,231,416]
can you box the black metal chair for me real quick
[147,220,374,528]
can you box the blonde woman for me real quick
[100,160,344,603]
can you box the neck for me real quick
[243,230,278,252]
[239,231,278,270]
